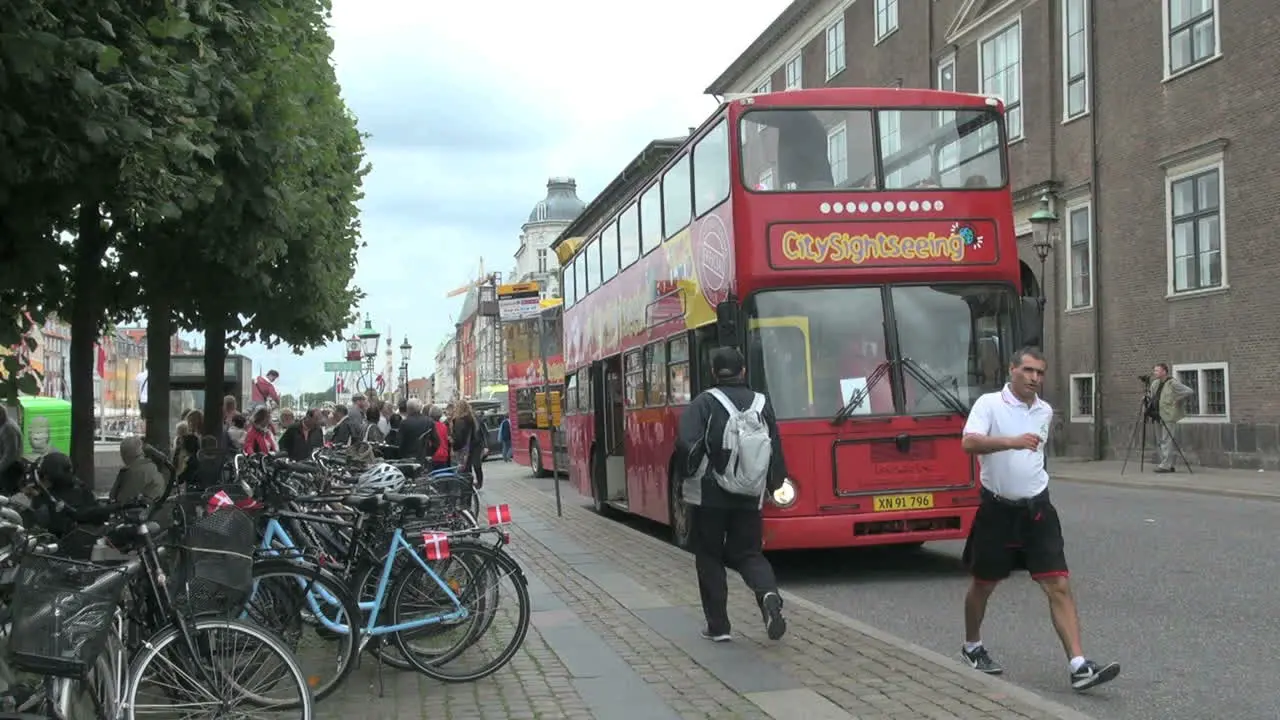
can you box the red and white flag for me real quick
[207,490,235,513]
[422,532,450,561]
[487,504,512,526]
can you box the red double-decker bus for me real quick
[552,87,1043,551]
[503,301,568,477]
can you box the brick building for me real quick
[706,0,1278,469]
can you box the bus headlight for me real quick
[771,478,797,508]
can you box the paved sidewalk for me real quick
[472,463,1093,720]
[1051,458,1280,500]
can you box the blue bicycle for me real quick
[242,466,528,696]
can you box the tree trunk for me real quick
[69,202,108,489]
[145,300,172,451]
[202,316,227,443]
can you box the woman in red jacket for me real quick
[243,407,278,455]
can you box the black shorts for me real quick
[962,489,1069,582]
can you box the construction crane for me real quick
[445,257,498,298]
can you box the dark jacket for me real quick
[450,415,485,465]
[675,378,786,509]
[330,415,358,446]
[398,413,438,462]
[279,424,322,462]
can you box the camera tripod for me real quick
[1120,396,1193,475]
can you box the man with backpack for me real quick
[676,347,788,643]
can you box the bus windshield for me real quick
[740,106,1005,192]
[745,284,1016,420]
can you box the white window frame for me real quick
[1061,0,1089,120]
[875,0,899,43]
[1068,373,1095,423]
[936,54,956,127]
[1170,362,1230,423]
[1164,152,1227,298]
[785,54,802,90]
[1162,0,1221,80]
[826,18,846,79]
[826,122,848,186]
[755,79,771,95]
[978,19,1024,141]
[1063,202,1093,310]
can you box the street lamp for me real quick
[357,313,380,393]
[399,336,412,402]
[1028,192,1059,310]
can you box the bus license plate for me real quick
[873,493,934,512]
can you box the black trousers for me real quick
[691,504,778,634]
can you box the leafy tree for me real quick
[1,2,227,478]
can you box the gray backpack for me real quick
[705,388,773,497]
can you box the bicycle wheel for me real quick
[124,618,315,718]
[242,559,360,701]
[391,542,531,682]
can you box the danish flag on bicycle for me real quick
[422,532,451,560]
[487,504,512,526]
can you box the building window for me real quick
[826,122,848,186]
[1172,362,1229,420]
[1065,204,1092,309]
[1069,374,1094,422]
[1165,0,1219,76]
[826,18,845,78]
[878,111,902,186]
[980,20,1023,140]
[1166,160,1224,294]
[536,248,548,273]
[1063,0,1089,119]
[755,79,771,95]
[784,54,802,90]
[875,0,898,41]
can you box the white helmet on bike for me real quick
[354,462,406,494]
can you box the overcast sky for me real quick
[223,0,787,398]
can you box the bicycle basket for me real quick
[172,506,256,616]
[6,554,130,678]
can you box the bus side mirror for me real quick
[716,300,740,347]
[1019,297,1043,347]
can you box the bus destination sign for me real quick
[767,219,999,269]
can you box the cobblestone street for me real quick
[313,462,1094,719]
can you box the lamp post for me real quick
[1028,192,1059,311]
[357,314,380,394]
[399,336,412,403]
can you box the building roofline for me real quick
[704,0,816,95]
[551,137,684,253]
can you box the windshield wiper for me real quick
[900,357,969,418]
[831,361,893,426]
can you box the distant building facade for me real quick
[513,178,586,299]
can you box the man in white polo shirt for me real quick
[959,347,1119,692]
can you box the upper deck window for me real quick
[740,106,1006,192]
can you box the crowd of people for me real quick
[169,393,493,492]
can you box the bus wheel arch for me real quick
[668,458,693,550]
[529,438,549,478]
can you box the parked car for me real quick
[470,400,506,460]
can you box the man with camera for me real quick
[1145,364,1195,473]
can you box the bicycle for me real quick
[0,504,316,719]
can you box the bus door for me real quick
[590,356,628,506]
